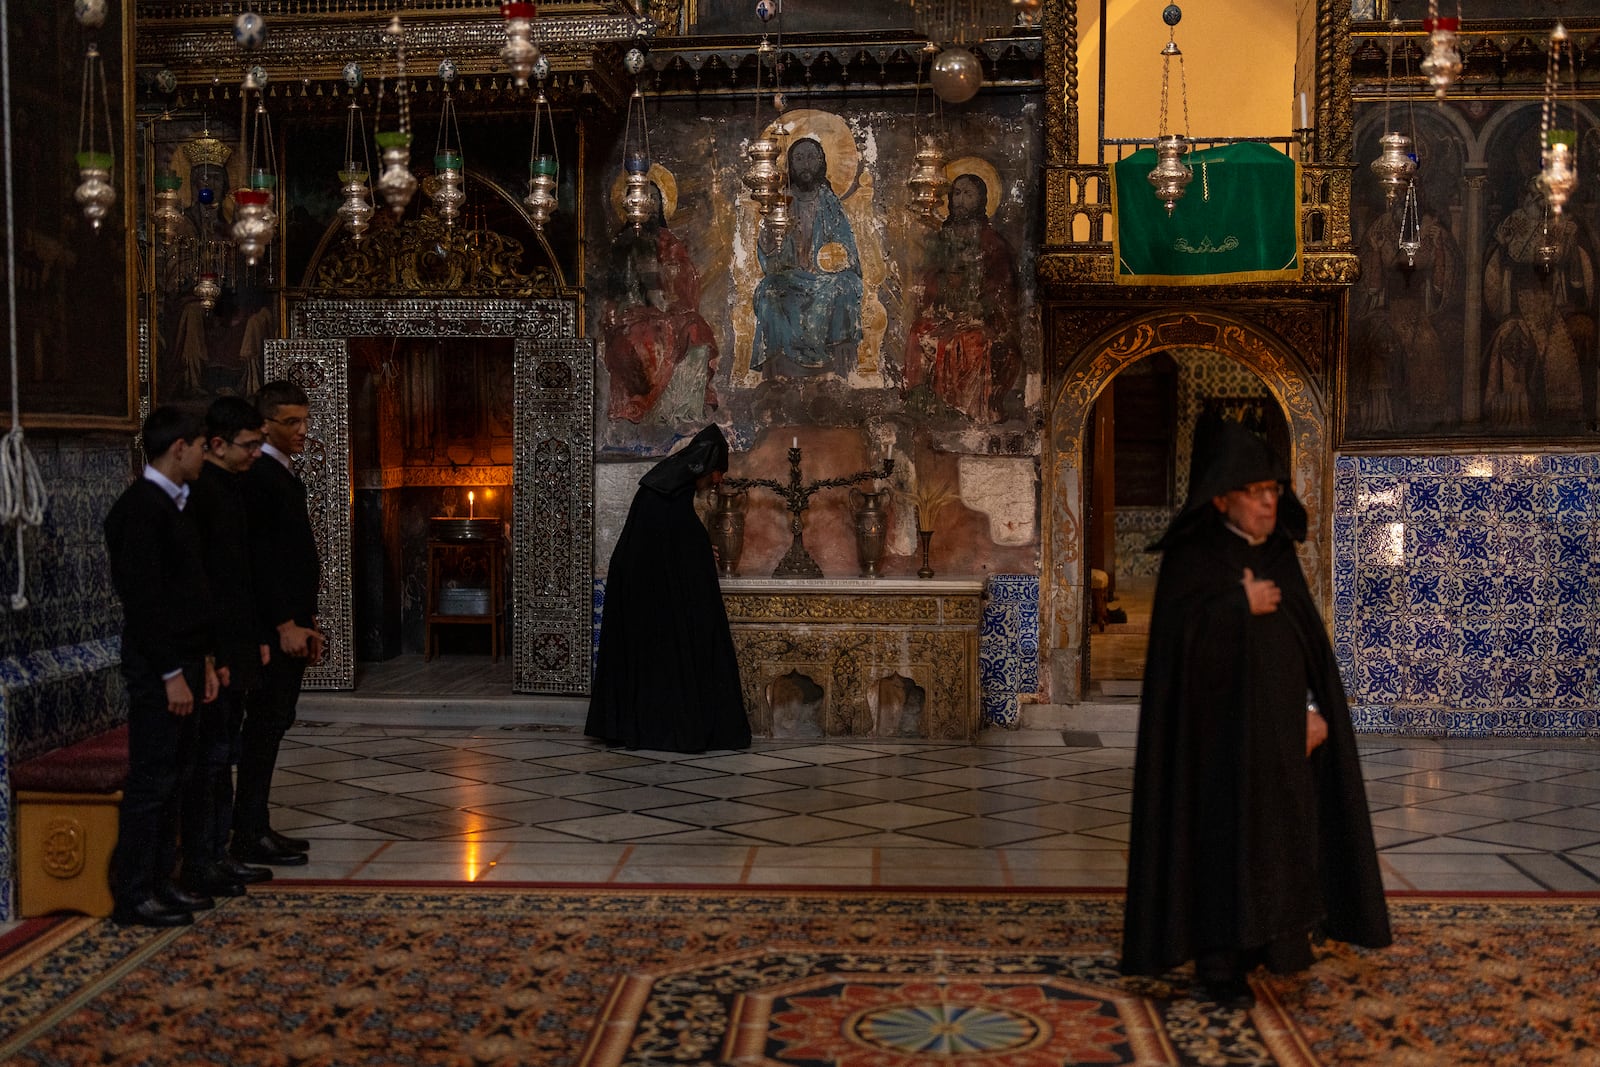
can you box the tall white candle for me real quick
[469,491,475,519]
[1298,92,1309,130]
[792,436,798,448]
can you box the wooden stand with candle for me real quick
[423,514,505,661]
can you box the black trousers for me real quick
[232,651,308,841]
[181,682,245,872]
[111,656,203,907]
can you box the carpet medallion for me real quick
[0,886,1593,1066]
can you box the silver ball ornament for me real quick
[343,61,363,89]
[929,47,982,104]
[625,49,646,76]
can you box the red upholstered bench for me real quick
[12,725,128,918]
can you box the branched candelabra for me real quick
[725,445,894,578]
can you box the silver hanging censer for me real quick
[231,188,274,265]
[151,171,185,242]
[1540,138,1576,215]
[906,134,948,224]
[1147,135,1192,216]
[525,153,558,230]
[523,76,559,231]
[1538,24,1578,216]
[74,43,117,231]
[499,1,539,88]
[193,272,221,312]
[337,166,374,240]
[622,153,652,231]
[1370,131,1416,207]
[1420,15,1461,100]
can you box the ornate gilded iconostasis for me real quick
[128,0,1047,696]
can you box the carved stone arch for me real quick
[1042,309,1332,704]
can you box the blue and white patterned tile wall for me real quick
[980,575,1039,728]
[1333,453,1600,736]
[0,436,133,919]
[1114,508,1171,584]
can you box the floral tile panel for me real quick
[1333,454,1600,737]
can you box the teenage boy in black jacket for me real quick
[233,380,321,866]
[103,405,220,927]
[181,396,275,895]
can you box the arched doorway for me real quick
[1042,310,1332,705]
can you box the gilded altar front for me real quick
[721,579,982,742]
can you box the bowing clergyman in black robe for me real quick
[586,424,752,753]
[1120,421,1390,1005]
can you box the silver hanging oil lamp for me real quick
[1370,131,1416,207]
[1146,10,1192,216]
[374,16,418,216]
[1538,24,1578,216]
[906,134,948,224]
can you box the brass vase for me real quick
[850,488,892,578]
[917,529,935,579]
[706,487,748,577]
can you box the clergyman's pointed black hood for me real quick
[1152,419,1307,550]
[639,423,730,496]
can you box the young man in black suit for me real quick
[233,380,322,867]
[103,405,221,927]
[181,397,275,896]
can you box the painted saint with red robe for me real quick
[903,173,1020,422]
[602,184,720,424]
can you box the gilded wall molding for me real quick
[723,593,980,626]
[1041,306,1333,704]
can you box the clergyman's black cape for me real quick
[1121,428,1390,976]
[585,427,751,753]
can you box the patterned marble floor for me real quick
[268,710,1600,893]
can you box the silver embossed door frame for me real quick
[262,338,354,690]
[270,298,593,693]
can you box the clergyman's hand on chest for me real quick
[1241,567,1281,615]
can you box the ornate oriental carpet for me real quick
[0,886,1596,1066]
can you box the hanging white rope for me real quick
[0,0,51,610]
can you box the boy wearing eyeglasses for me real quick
[232,380,322,867]
[179,396,276,897]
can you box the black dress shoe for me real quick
[158,884,216,912]
[218,856,273,884]
[112,898,194,928]
[181,866,247,898]
[265,828,311,853]
[232,835,310,866]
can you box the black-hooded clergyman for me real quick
[586,424,752,754]
[1119,419,1392,1006]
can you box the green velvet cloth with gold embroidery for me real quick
[1111,141,1302,285]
